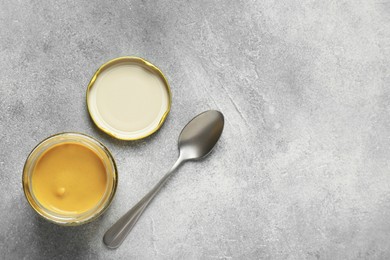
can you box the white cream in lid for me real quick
[87,57,171,140]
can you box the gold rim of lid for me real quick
[86,56,172,140]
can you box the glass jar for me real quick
[22,132,118,225]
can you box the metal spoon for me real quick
[103,110,225,248]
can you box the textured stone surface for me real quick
[1,0,389,259]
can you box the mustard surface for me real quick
[32,143,107,214]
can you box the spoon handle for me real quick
[103,157,184,249]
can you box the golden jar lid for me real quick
[86,56,172,140]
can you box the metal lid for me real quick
[86,56,171,140]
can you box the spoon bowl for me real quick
[179,110,224,160]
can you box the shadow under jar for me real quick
[23,133,117,226]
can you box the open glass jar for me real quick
[22,133,117,226]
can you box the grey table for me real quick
[1,0,389,259]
